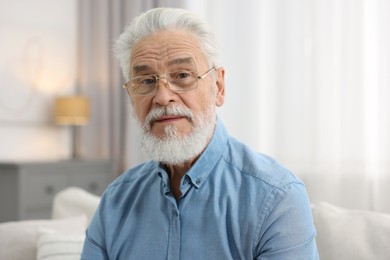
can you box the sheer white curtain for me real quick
[182,0,390,213]
[79,0,390,212]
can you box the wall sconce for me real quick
[54,95,90,159]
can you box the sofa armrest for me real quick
[312,202,390,259]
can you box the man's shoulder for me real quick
[106,161,157,191]
[223,137,302,189]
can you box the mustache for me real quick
[144,105,195,130]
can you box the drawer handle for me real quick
[89,182,98,192]
[45,185,55,195]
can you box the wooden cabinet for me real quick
[0,161,114,222]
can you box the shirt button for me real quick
[195,178,202,185]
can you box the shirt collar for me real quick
[155,118,229,188]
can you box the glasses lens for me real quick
[126,70,199,95]
[132,75,157,95]
[168,71,197,91]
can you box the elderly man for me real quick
[81,7,318,259]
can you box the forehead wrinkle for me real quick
[167,57,195,67]
[130,31,208,75]
[132,52,199,76]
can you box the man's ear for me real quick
[214,67,225,107]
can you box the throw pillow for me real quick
[36,228,85,260]
[51,186,100,225]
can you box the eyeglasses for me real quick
[122,68,215,96]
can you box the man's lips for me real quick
[153,115,187,124]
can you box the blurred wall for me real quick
[0,0,78,161]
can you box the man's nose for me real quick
[152,78,176,106]
[156,75,170,89]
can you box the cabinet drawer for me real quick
[20,172,69,208]
[0,161,113,221]
[71,172,110,196]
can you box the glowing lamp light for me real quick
[54,95,90,159]
[54,96,90,125]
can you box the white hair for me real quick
[113,7,221,81]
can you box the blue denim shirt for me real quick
[81,119,318,259]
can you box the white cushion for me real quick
[0,215,86,260]
[312,202,390,260]
[51,186,100,224]
[36,228,85,260]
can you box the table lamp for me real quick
[54,96,90,159]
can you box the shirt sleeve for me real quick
[254,182,319,259]
[80,192,110,260]
[81,230,109,260]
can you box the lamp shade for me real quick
[54,96,90,125]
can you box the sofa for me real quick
[1,186,390,260]
[0,188,99,260]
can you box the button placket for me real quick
[167,205,180,260]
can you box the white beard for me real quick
[137,104,216,165]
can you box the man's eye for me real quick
[171,71,192,80]
[139,77,156,85]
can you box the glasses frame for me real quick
[122,67,215,96]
